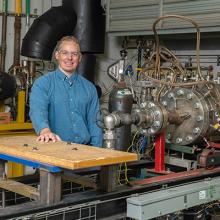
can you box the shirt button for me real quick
[71,112,74,114]
[73,124,76,127]
[70,98,72,101]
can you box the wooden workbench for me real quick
[0,136,137,169]
[0,136,137,205]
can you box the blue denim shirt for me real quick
[29,68,103,147]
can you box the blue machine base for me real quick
[0,154,61,173]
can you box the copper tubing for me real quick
[152,14,203,80]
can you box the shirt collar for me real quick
[56,68,78,82]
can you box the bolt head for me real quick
[196,115,203,122]
[168,93,174,98]
[185,135,193,141]
[148,128,155,134]
[177,89,184,95]
[193,127,200,134]
[176,137,182,143]
[148,102,155,108]
[140,102,146,108]
[187,93,193,99]
[193,102,200,109]
[153,121,160,127]
[162,101,167,106]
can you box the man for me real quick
[29,36,103,147]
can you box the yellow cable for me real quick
[117,130,140,184]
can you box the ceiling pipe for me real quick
[62,0,105,54]
[62,0,106,83]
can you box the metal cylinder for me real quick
[109,82,133,151]
[62,0,105,53]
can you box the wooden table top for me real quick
[0,136,138,170]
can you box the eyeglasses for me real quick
[58,50,80,57]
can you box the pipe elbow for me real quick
[21,6,77,60]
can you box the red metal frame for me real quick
[154,131,165,172]
[132,167,220,185]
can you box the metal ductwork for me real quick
[21,6,77,60]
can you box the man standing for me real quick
[29,36,103,147]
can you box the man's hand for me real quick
[37,128,61,143]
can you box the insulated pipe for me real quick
[62,0,105,83]
[62,0,105,53]
[0,0,8,71]
[21,6,76,60]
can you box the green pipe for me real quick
[2,0,8,13]
[26,0,31,26]
[26,0,30,15]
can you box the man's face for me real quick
[55,40,81,75]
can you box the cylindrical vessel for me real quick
[109,82,133,151]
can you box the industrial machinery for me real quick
[1,1,220,219]
[103,15,220,169]
[100,15,220,219]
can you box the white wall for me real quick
[0,0,62,72]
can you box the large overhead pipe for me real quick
[62,0,105,54]
[0,0,8,71]
[62,0,105,82]
[21,6,77,60]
